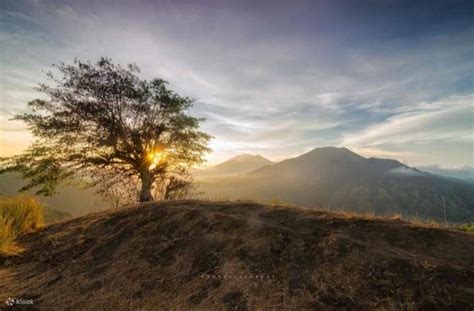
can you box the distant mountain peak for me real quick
[229,154,270,162]
[300,146,365,161]
[250,146,404,177]
[198,146,474,223]
[306,146,359,155]
[196,154,273,177]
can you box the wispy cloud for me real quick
[0,0,472,165]
[343,95,474,166]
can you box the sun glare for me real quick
[147,150,166,169]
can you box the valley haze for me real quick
[196,147,474,223]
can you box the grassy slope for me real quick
[1,200,473,310]
[0,196,44,254]
[196,174,474,223]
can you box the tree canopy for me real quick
[1,58,211,202]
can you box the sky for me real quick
[1,0,473,167]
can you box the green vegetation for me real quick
[0,195,44,254]
[457,222,474,233]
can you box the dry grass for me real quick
[1,200,473,310]
[0,195,44,254]
[0,216,16,254]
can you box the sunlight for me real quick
[147,150,166,169]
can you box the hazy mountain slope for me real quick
[197,147,474,222]
[196,154,274,177]
[418,165,474,184]
[0,173,108,217]
[1,200,473,309]
[43,207,73,224]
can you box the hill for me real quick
[196,154,274,177]
[197,147,474,223]
[1,200,473,309]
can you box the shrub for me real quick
[0,195,44,254]
[458,222,474,233]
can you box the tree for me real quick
[0,58,211,203]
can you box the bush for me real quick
[0,195,44,254]
[458,222,474,233]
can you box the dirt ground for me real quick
[1,200,473,310]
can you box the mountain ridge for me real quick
[197,153,274,177]
[418,165,474,184]
[197,147,474,222]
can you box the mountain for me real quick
[43,206,73,224]
[418,165,474,184]
[197,147,474,223]
[1,200,473,309]
[196,154,274,177]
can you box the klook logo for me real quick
[4,297,34,306]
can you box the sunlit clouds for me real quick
[343,95,474,166]
[0,0,472,166]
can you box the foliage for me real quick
[0,195,44,253]
[457,222,474,233]
[0,58,211,203]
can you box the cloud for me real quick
[343,95,474,146]
[0,0,473,166]
[343,95,474,166]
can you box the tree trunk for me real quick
[139,167,154,202]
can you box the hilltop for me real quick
[197,147,474,222]
[1,200,473,309]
